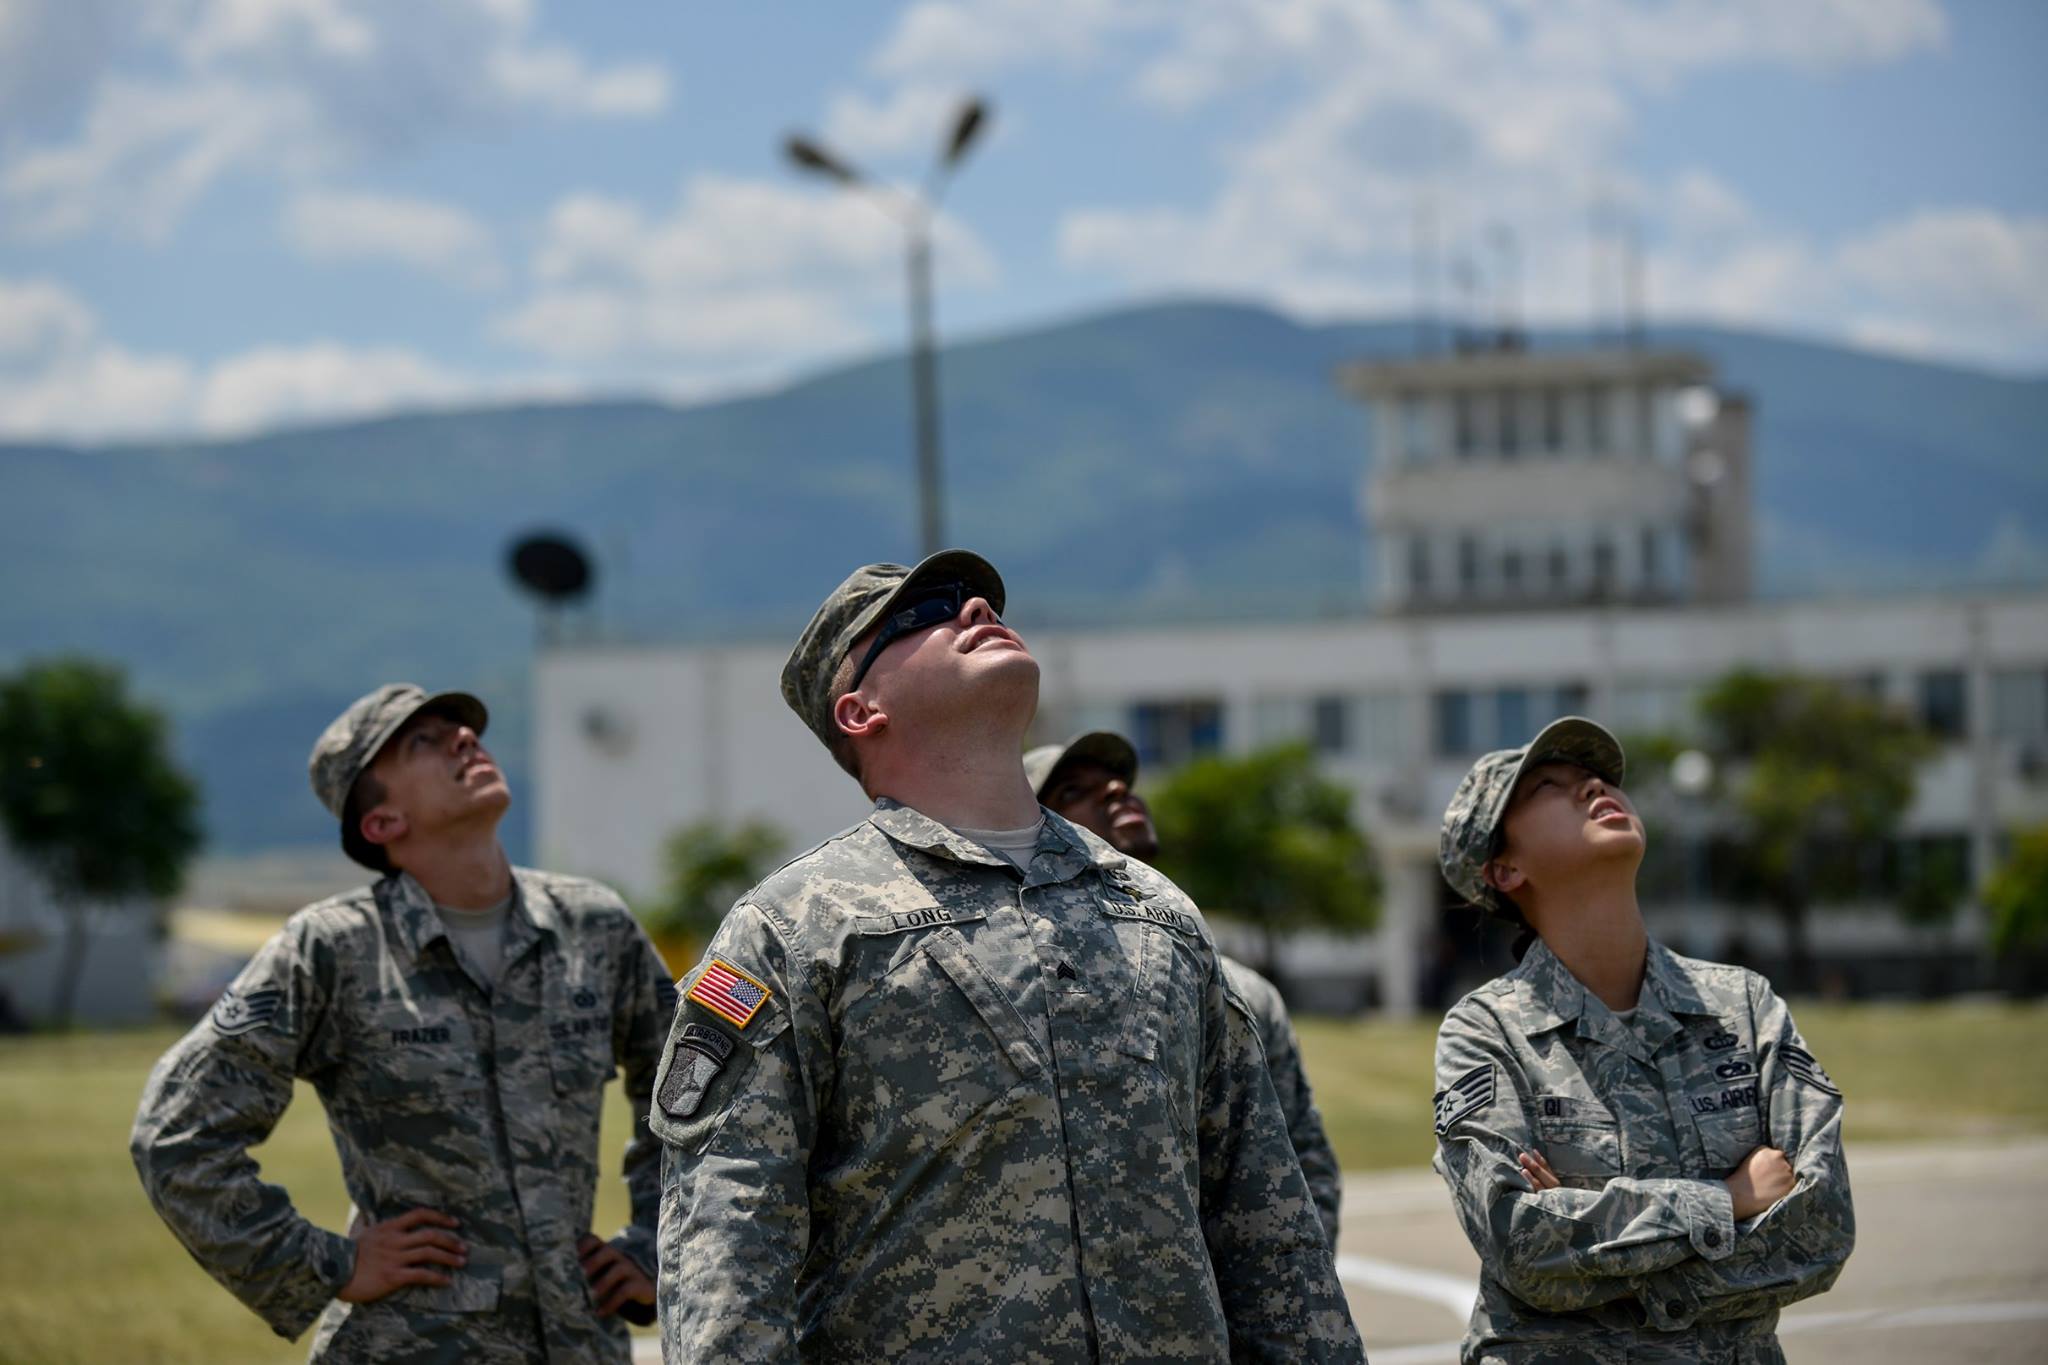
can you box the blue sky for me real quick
[1,0,2042,440]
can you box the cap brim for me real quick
[337,690,490,873]
[856,548,1007,651]
[1466,717,1624,921]
[1034,731,1139,798]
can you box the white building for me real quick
[534,344,2048,1014]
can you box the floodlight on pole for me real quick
[784,96,992,559]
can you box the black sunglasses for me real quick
[847,581,979,691]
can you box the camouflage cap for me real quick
[1438,715,1625,920]
[780,549,1005,749]
[1024,731,1140,800]
[308,683,488,869]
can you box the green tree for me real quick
[0,659,202,1026]
[1148,743,1380,985]
[1985,825,2048,957]
[1694,669,1932,990]
[645,818,789,942]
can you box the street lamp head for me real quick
[785,134,861,185]
[944,97,989,166]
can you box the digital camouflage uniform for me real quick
[652,802,1363,1362]
[1430,718,1853,1363]
[1220,956,1343,1250]
[132,868,672,1363]
[1025,731,1345,1253]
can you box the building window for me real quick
[1433,690,1474,757]
[1458,535,1480,594]
[1587,386,1609,453]
[1917,670,1968,740]
[1548,543,1570,592]
[1501,548,1523,594]
[1591,537,1615,594]
[1551,682,1591,716]
[1640,525,1660,590]
[1401,393,1433,463]
[1542,390,1565,453]
[1498,389,1520,458]
[1494,689,1532,747]
[1131,699,1224,769]
[1993,668,2048,740]
[1354,692,1408,763]
[1454,392,1477,457]
[1408,536,1432,597]
[1311,696,1348,754]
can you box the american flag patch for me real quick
[687,959,772,1029]
[1433,1063,1495,1136]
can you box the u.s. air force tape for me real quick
[1433,1063,1495,1135]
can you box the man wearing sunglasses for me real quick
[649,551,1365,1362]
[1026,730,1344,1253]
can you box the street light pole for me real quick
[786,98,989,559]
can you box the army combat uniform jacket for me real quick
[651,801,1365,1363]
[131,868,673,1364]
[1220,956,1343,1250]
[1431,939,1853,1364]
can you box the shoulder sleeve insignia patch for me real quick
[210,985,284,1037]
[686,958,772,1029]
[1433,1062,1496,1137]
[1781,1042,1841,1097]
[658,1023,736,1120]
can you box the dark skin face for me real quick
[1483,760,1644,908]
[1042,759,1159,861]
[357,710,510,854]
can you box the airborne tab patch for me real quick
[1433,1063,1496,1136]
[687,958,772,1029]
[210,985,283,1037]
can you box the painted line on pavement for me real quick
[1335,1254,1478,1322]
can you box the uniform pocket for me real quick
[1534,1105,1622,1187]
[1694,1106,1764,1175]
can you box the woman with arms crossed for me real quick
[1431,717,1854,1364]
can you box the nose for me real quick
[448,724,480,754]
[1105,778,1129,799]
[1579,772,1608,802]
[960,596,1001,627]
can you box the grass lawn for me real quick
[4,1001,2044,1362]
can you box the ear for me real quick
[360,805,408,850]
[832,690,887,743]
[1484,856,1526,899]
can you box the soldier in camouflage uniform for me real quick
[651,550,1366,1362]
[1025,729,1344,1251]
[131,684,673,1363]
[1431,716,1853,1364]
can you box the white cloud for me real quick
[1023,0,2036,363]
[1,0,673,241]
[822,83,967,160]
[495,175,999,370]
[0,271,573,440]
[194,342,471,434]
[283,189,503,289]
[872,0,1138,79]
[0,277,97,362]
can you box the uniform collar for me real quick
[1511,936,1698,1062]
[382,865,557,964]
[869,797,1101,888]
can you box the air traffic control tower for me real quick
[1343,345,1753,613]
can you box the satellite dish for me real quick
[508,532,594,604]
